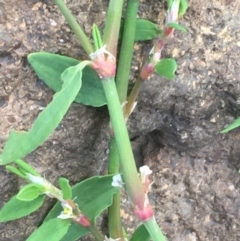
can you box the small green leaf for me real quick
[179,0,188,16]
[0,61,87,165]
[0,195,45,222]
[155,58,177,79]
[167,22,187,33]
[130,224,151,241]
[6,165,26,179]
[15,159,40,176]
[135,19,162,41]
[221,117,240,134]
[17,183,41,201]
[26,218,70,241]
[58,178,72,199]
[120,19,161,42]
[45,175,119,241]
[28,52,106,107]
[168,0,173,9]
[92,24,102,49]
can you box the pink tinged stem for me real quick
[139,63,155,81]
[134,202,154,221]
[89,46,116,78]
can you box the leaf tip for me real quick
[220,130,227,134]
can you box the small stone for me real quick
[210,117,216,123]
[0,38,5,47]
[228,185,235,191]
[50,19,57,26]
[186,231,197,241]
[32,2,42,11]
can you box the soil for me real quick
[0,0,240,241]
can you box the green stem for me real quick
[108,137,120,175]
[103,0,124,56]
[108,192,123,239]
[144,217,167,241]
[88,225,105,241]
[108,137,124,240]
[102,78,146,212]
[125,78,143,118]
[105,1,139,239]
[54,0,94,55]
[116,0,140,104]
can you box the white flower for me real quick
[139,165,152,183]
[111,174,124,188]
[58,202,75,219]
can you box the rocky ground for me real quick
[0,0,240,240]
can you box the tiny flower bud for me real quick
[77,215,91,227]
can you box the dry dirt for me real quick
[1,0,240,241]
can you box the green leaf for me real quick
[45,175,119,241]
[92,24,102,49]
[167,22,187,33]
[135,19,162,41]
[155,58,177,79]
[120,19,161,42]
[58,178,72,199]
[179,0,188,16]
[0,195,45,222]
[6,165,26,179]
[58,222,88,241]
[130,224,151,241]
[26,218,70,241]
[168,0,173,9]
[221,117,240,134]
[17,183,41,201]
[0,61,87,165]
[28,52,106,107]
[15,159,40,176]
